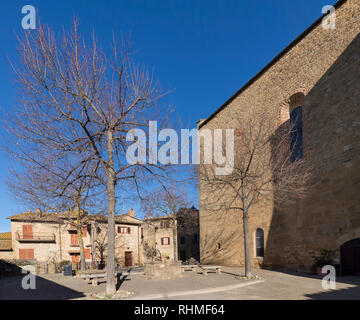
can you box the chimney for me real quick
[149,211,152,218]
[128,208,135,217]
[35,208,41,216]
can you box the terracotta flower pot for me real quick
[316,267,326,276]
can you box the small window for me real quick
[160,221,169,228]
[22,225,33,239]
[161,237,170,245]
[19,248,34,260]
[84,248,91,260]
[256,229,265,258]
[217,243,221,250]
[118,226,130,234]
[290,106,303,162]
[70,233,79,246]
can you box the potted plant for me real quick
[311,250,336,276]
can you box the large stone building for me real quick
[198,0,360,274]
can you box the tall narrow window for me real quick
[256,229,264,258]
[290,106,303,162]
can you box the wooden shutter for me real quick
[70,233,79,245]
[22,225,33,239]
[84,248,91,260]
[71,254,80,263]
[27,249,34,259]
[127,227,131,234]
[161,238,164,245]
[19,249,34,259]
[19,249,26,259]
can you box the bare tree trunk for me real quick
[106,130,116,295]
[76,205,86,272]
[78,226,86,271]
[91,222,96,269]
[241,182,251,278]
[173,220,178,261]
[242,209,251,278]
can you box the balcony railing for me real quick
[15,231,55,243]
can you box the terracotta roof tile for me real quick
[0,240,12,251]
[0,232,11,240]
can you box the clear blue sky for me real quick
[0,0,336,232]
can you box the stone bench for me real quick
[80,272,125,286]
[181,265,198,273]
[201,266,222,275]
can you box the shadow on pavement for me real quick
[305,285,360,300]
[0,275,85,300]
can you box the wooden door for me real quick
[71,254,80,263]
[341,239,360,276]
[125,251,132,267]
[22,225,33,239]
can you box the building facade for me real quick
[1,209,167,268]
[198,0,360,274]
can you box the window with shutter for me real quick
[70,233,79,245]
[19,249,34,259]
[22,225,33,240]
[84,248,91,260]
[127,227,131,234]
[118,226,128,234]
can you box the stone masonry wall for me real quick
[198,0,360,272]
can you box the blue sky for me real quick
[0,0,336,232]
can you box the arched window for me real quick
[290,106,303,162]
[256,229,264,258]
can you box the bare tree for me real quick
[199,103,313,278]
[7,154,104,271]
[5,18,172,294]
[141,186,190,261]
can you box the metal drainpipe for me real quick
[58,223,63,262]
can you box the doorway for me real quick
[341,239,360,276]
[125,251,132,267]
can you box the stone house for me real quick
[4,208,164,268]
[143,216,176,261]
[198,0,360,274]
